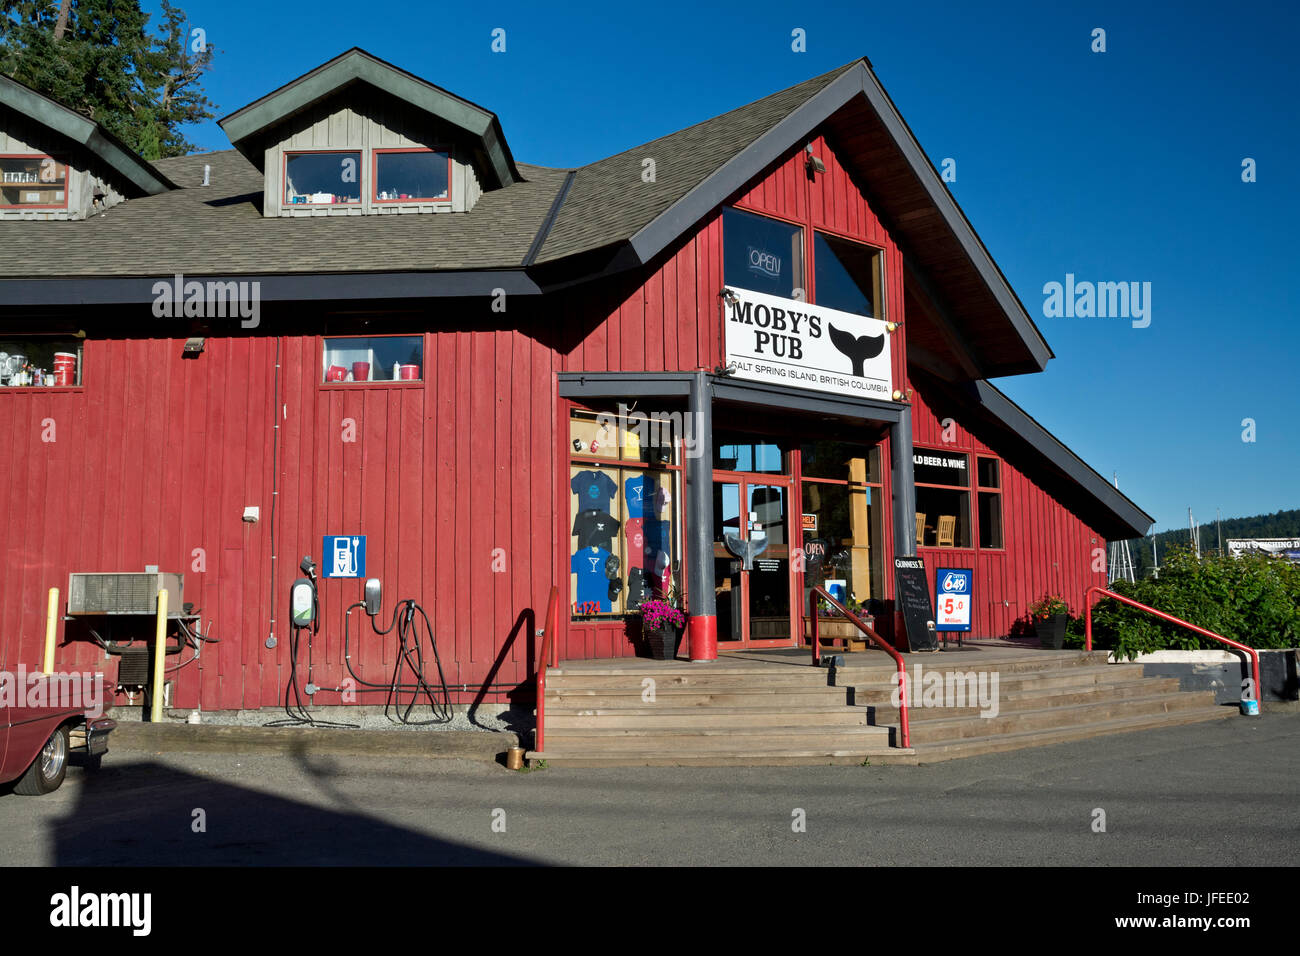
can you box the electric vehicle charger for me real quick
[267,557,453,727]
[266,556,358,729]
[341,596,453,725]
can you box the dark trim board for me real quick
[618,61,1052,376]
[971,380,1152,538]
[0,270,542,306]
[558,372,695,398]
[0,75,176,197]
[219,48,522,189]
[711,378,902,423]
[559,371,904,423]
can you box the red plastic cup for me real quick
[398,364,419,380]
[351,361,370,382]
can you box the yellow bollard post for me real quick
[42,587,59,674]
[150,589,168,722]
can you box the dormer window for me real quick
[373,148,449,203]
[1,154,68,209]
[283,150,361,205]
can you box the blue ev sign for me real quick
[934,567,972,632]
[323,535,366,578]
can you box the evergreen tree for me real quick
[0,0,215,158]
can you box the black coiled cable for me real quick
[342,600,454,725]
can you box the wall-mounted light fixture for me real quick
[805,143,826,175]
[182,337,205,358]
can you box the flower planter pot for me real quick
[1036,613,1069,649]
[803,616,874,652]
[644,625,682,660]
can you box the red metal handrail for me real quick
[1084,586,1261,703]
[534,586,560,753]
[809,586,910,749]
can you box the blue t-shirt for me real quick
[571,546,613,612]
[642,518,670,555]
[572,470,618,514]
[624,474,662,519]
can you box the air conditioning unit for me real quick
[67,572,184,616]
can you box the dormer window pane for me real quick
[284,151,361,205]
[1,155,67,208]
[374,149,449,202]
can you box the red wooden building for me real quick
[0,51,1151,712]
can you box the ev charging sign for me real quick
[323,535,366,578]
[935,567,972,632]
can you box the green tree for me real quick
[0,0,215,158]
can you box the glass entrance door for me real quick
[712,477,795,646]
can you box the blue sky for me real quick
[157,0,1297,535]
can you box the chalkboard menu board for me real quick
[894,556,939,652]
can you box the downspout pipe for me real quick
[686,370,717,661]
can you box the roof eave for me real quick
[218,48,521,188]
[0,75,175,196]
[972,379,1154,538]
[615,61,1051,377]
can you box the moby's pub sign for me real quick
[723,287,894,398]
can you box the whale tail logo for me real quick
[828,323,885,376]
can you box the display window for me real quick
[1,154,67,208]
[322,335,422,383]
[813,231,884,318]
[915,448,971,548]
[977,456,1003,549]
[284,151,361,205]
[569,408,681,620]
[799,441,884,611]
[722,206,805,300]
[373,148,450,202]
[714,431,787,473]
[0,336,82,387]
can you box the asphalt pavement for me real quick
[2,713,1296,866]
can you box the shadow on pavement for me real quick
[44,747,541,866]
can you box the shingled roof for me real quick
[0,52,1047,384]
[534,62,856,263]
[0,149,567,280]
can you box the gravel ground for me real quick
[110,704,527,734]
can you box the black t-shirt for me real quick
[626,567,651,610]
[572,509,621,550]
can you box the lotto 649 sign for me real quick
[934,567,972,632]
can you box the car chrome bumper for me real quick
[86,717,116,756]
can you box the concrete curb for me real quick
[111,722,519,762]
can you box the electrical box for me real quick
[67,572,184,616]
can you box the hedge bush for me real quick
[1065,546,1300,659]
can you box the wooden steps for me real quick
[527,650,1237,767]
[532,660,901,765]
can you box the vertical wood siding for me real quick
[1,130,1111,711]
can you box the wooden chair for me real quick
[937,515,956,548]
[915,512,925,547]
